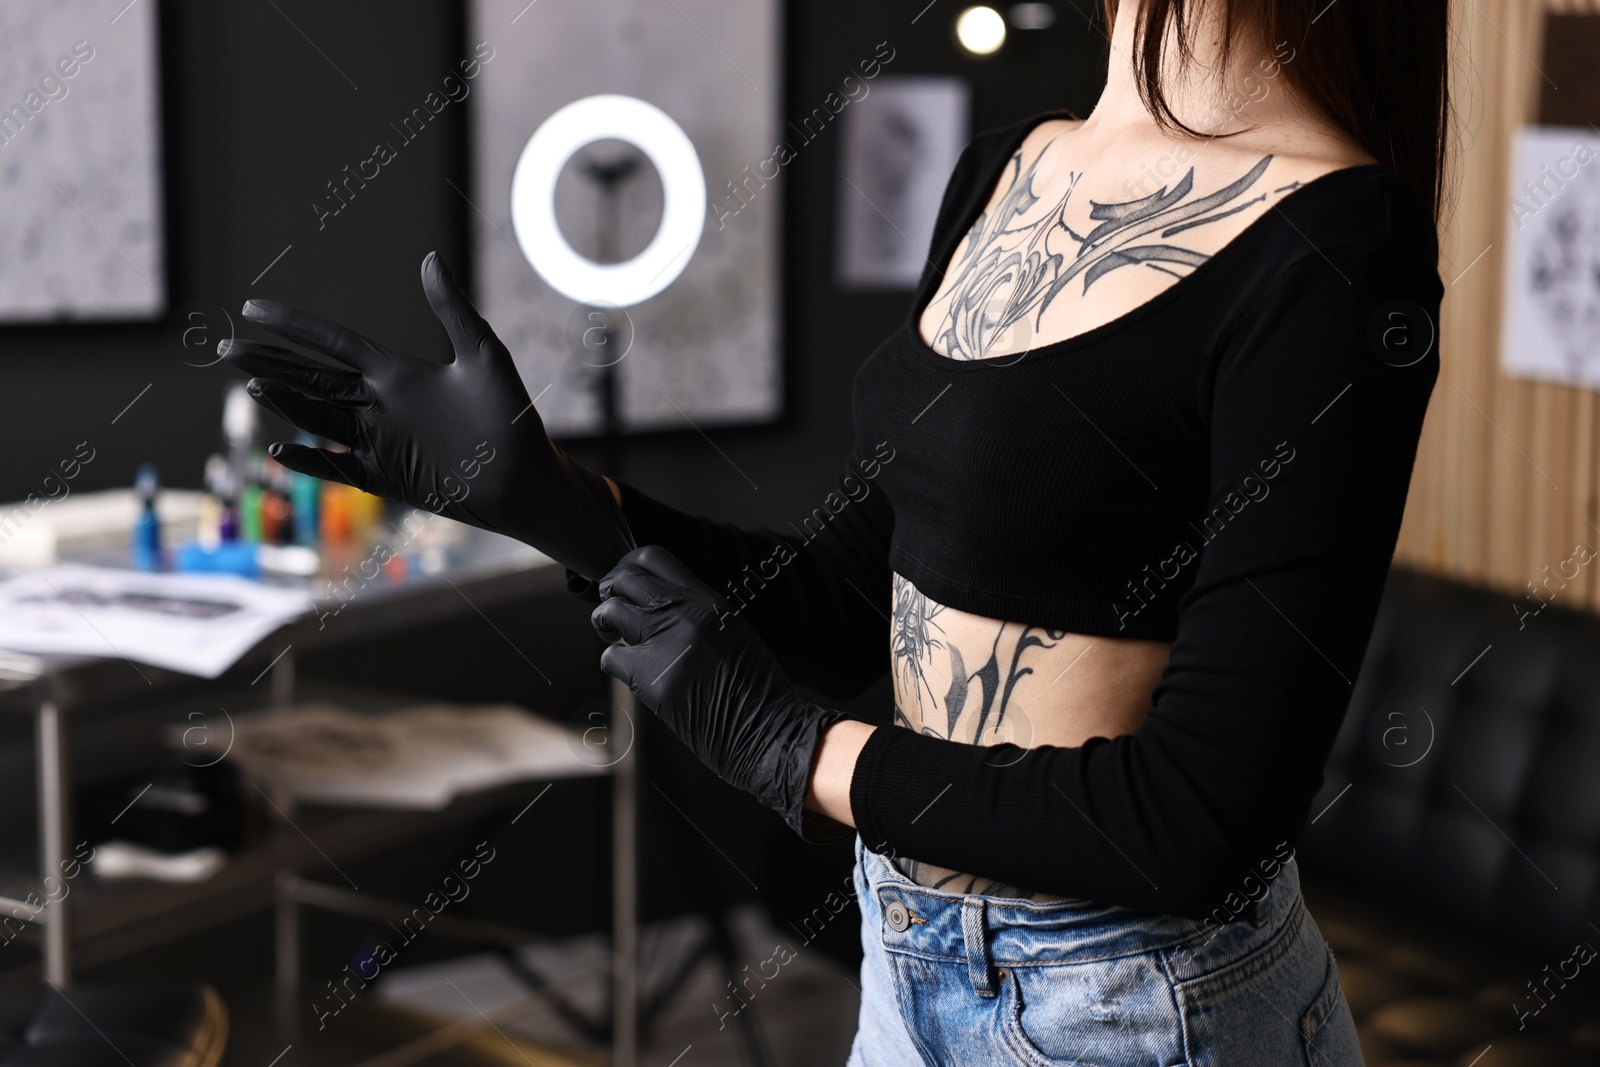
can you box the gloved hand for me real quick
[592,545,849,840]
[217,251,635,581]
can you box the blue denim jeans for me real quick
[846,836,1362,1066]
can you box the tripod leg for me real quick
[612,677,639,1067]
[645,726,773,1067]
[705,908,773,1067]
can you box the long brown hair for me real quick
[1102,0,1452,225]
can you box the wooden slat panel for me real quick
[1395,0,1600,617]
[1585,391,1600,610]
[1518,3,1561,605]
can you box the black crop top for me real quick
[604,109,1442,917]
[864,109,1419,641]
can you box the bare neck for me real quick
[1080,0,1322,146]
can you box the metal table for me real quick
[0,527,641,1065]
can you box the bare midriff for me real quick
[888,572,1171,900]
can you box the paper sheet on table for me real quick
[214,703,606,809]
[0,563,310,678]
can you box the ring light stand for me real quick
[510,97,771,1067]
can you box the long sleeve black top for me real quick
[598,109,1442,918]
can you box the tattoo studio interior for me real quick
[0,1,1598,1065]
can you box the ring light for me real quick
[510,94,706,308]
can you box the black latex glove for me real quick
[217,251,635,581]
[592,545,849,841]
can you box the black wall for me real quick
[0,0,1106,530]
[1,2,469,503]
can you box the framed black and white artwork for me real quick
[834,75,970,291]
[1501,125,1600,390]
[0,0,165,322]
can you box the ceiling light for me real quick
[955,6,1007,57]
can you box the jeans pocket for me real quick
[1301,942,1362,1067]
[997,958,1186,1067]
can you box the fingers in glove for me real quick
[611,544,704,590]
[217,339,365,401]
[266,442,365,488]
[596,562,672,608]
[598,546,700,601]
[420,251,494,359]
[247,380,360,448]
[241,299,391,374]
[590,596,650,645]
[598,641,643,695]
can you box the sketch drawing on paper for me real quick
[1502,126,1600,390]
[835,76,971,290]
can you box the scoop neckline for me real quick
[901,115,1389,371]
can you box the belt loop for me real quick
[1250,861,1285,928]
[963,898,996,997]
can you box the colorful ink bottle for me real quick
[260,455,293,545]
[199,454,227,551]
[219,383,258,544]
[132,463,162,572]
[289,433,321,545]
[320,482,352,544]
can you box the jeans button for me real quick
[885,900,911,932]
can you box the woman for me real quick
[221,1,1451,1062]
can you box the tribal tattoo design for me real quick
[889,573,1069,898]
[924,142,1292,361]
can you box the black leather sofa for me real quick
[0,981,225,1066]
[1297,567,1600,1066]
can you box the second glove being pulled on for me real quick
[592,545,848,841]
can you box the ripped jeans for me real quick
[845,836,1362,1066]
